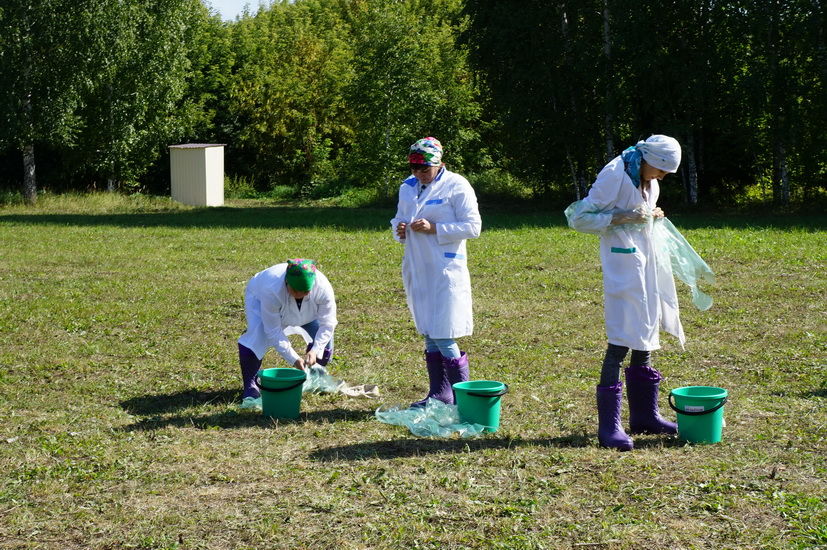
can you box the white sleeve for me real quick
[260,295,300,365]
[436,180,481,244]
[390,180,415,243]
[565,162,622,234]
[310,276,338,356]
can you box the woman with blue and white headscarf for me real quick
[565,135,683,451]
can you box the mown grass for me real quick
[0,194,824,550]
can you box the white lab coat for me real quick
[238,263,338,363]
[390,167,481,338]
[566,156,684,350]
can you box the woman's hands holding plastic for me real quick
[611,209,648,225]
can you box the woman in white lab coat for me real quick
[566,135,682,450]
[236,259,337,407]
[391,137,482,408]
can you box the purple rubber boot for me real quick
[444,352,470,404]
[238,343,262,399]
[625,365,678,435]
[410,351,453,408]
[596,382,634,451]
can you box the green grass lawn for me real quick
[0,194,824,549]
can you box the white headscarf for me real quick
[637,135,681,173]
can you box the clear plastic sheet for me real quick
[238,366,379,411]
[302,365,343,393]
[303,365,380,397]
[653,218,716,310]
[375,398,486,438]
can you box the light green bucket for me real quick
[668,386,728,444]
[257,368,307,419]
[452,380,509,432]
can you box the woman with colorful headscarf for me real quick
[565,135,683,451]
[236,259,337,408]
[391,137,482,408]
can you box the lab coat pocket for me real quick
[421,198,451,222]
[603,245,644,300]
[441,250,467,289]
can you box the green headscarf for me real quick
[285,258,317,292]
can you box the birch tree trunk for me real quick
[602,0,615,160]
[22,143,37,204]
[774,141,790,205]
[685,133,698,205]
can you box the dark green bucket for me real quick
[668,386,728,444]
[257,368,306,419]
[452,380,509,432]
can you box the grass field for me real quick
[0,194,825,549]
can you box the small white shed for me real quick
[169,143,225,207]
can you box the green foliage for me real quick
[72,0,205,188]
[227,0,355,190]
[341,0,481,195]
[0,0,823,207]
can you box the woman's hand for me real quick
[293,357,306,370]
[611,209,648,225]
[304,350,317,367]
[652,207,665,219]
[396,222,407,239]
[410,218,436,234]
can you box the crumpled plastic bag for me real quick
[653,218,716,310]
[303,365,380,398]
[375,398,486,438]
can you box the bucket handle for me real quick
[668,392,727,416]
[466,384,509,398]
[256,376,305,393]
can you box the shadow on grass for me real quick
[801,388,827,399]
[308,434,593,461]
[308,431,688,461]
[120,389,239,415]
[0,205,568,231]
[118,404,377,432]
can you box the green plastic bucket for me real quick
[452,380,509,432]
[257,368,307,419]
[668,386,728,444]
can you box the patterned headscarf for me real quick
[285,258,317,292]
[621,135,682,187]
[408,137,443,166]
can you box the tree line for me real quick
[1,0,823,206]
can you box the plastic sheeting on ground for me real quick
[653,218,716,310]
[239,366,379,411]
[375,398,486,438]
[302,365,380,397]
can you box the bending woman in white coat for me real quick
[566,135,683,451]
[237,259,337,407]
[391,137,482,408]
